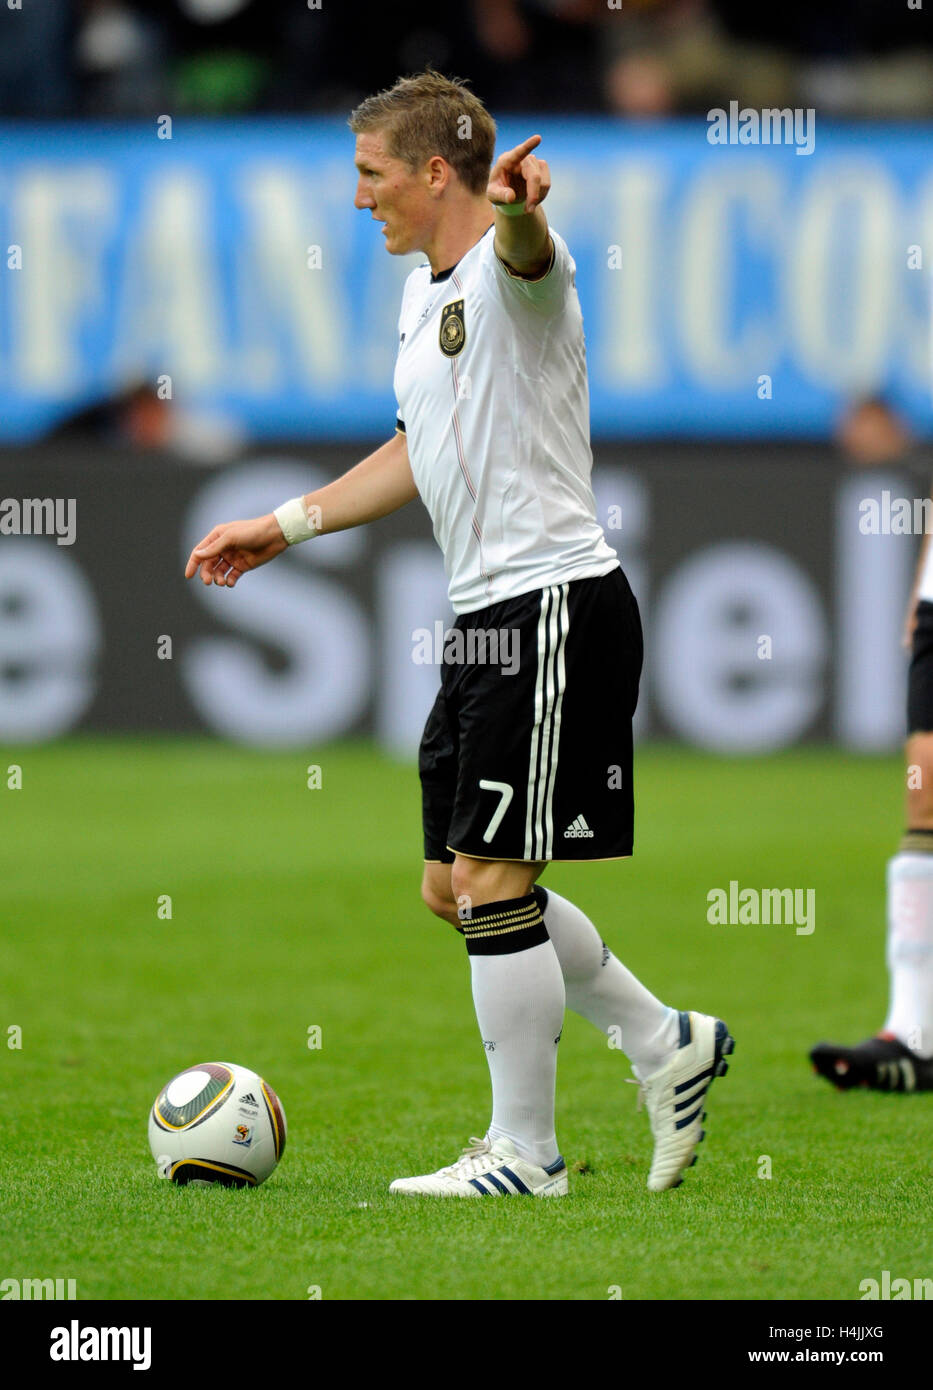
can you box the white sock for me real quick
[468,935,565,1171]
[536,886,679,1077]
[883,852,933,1058]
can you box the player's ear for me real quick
[426,155,450,194]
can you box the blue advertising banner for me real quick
[0,117,930,441]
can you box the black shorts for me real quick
[419,566,643,864]
[908,599,933,734]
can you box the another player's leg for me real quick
[810,727,933,1093]
[391,855,568,1198]
[811,594,933,1093]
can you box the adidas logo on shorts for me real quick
[563,814,594,839]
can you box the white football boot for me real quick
[635,1010,735,1192]
[389,1135,568,1198]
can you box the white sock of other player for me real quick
[883,851,933,1059]
[460,894,565,1170]
[534,885,679,1078]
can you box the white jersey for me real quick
[393,223,619,614]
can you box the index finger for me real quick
[184,528,222,578]
[502,133,541,163]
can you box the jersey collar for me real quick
[429,224,494,283]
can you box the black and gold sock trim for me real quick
[899,828,933,854]
[459,893,549,956]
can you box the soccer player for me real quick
[185,71,735,1194]
[810,510,933,1092]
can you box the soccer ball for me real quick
[148,1061,286,1188]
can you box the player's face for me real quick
[353,131,433,256]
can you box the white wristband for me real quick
[273,496,319,545]
[495,198,527,217]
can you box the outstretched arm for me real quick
[488,133,552,278]
[185,430,418,588]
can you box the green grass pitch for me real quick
[2,738,930,1301]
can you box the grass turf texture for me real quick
[2,737,931,1302]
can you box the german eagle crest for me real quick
[439,299,466,357]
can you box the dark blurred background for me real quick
[2,0,932,119]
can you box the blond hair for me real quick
[348,69,496,197]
